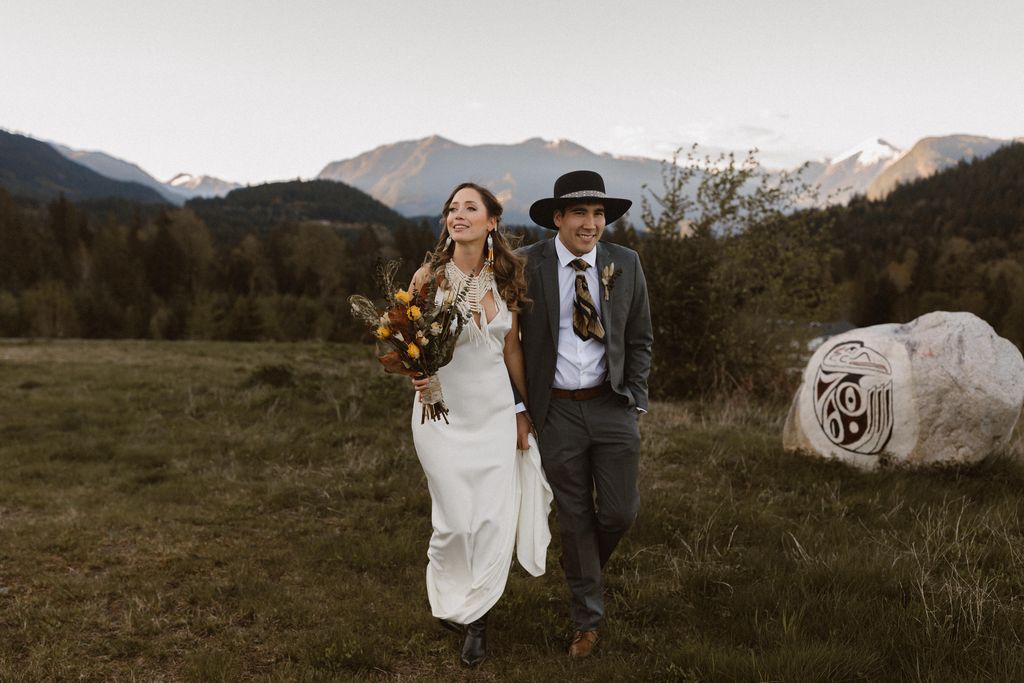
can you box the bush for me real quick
[639,147,836,399]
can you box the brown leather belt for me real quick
[550,383,611,401]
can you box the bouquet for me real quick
[349,260,467,423]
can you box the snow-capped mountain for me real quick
[12,128,1018,221]
[48,141,241,203]
[317,133,1022,223]
[166,173,242,200]
[798,138,902,205]
[796,135,1018,204]
[51,143,187,204]
[835,138,902,166]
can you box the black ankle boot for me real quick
[460,613,488,667]
[436,618,464,635]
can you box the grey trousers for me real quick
[538,391,641,631]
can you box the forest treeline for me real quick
[1,144,1022,399]
[823,143,1024,342]
[0,186,438,343]
[187,180,412,243]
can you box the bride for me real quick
[409,182,552,668]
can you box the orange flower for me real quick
[375,325,391,339]
[406,305,422,321]
[406,342,420,359]
[395,289,412,305]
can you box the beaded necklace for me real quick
[444,261,494,315]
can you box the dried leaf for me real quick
[378,351,417,376]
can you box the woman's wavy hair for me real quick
[427,182,529,311]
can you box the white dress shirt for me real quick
[552,236,608,390]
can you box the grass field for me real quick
[1,339,1023,682]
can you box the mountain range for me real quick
[318,135,669,225]
[0,130,166,203]
[318,134,1020,223]
[800,134,1019,204]
[49,142,241,205]
[2,126,1020,225]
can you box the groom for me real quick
[518,170,653,658]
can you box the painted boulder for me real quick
[784,311,1024,470]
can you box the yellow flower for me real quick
[406,342,421,359]
[374,325,391,339]
[406,305,422,320]
[395,289,412,305]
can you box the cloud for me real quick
[600,118,831,170]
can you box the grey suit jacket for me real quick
[518,237,653,433]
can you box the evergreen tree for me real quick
[144,213,187,299]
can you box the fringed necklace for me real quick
[444,261,494,316]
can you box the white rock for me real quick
[784,311,1024,470]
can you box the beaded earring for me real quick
[444,236,452,251]
[485,232,494,266]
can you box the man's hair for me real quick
[553,200,608,217]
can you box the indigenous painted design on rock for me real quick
[813,341,894,455]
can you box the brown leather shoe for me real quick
[568,629,599,658]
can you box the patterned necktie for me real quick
[571,258,605,341]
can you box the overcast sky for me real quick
[2,0,1022,184]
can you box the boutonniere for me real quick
[601,263,621,301]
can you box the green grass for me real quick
[1,340,1022,681]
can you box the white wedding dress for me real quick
[411,282,552,624]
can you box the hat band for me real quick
[557,190,608,200]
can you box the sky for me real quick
[2,0,1022,185]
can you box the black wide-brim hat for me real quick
[528,170,632,230]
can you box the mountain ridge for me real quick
[51,143,187,204]
[318,133,1018,222]
[5,127,1020,222]
[318,136,669,225]
[0,130,167,204]
[47,139,241,203]
[800,137,903,204]
[866,134,1014,199]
